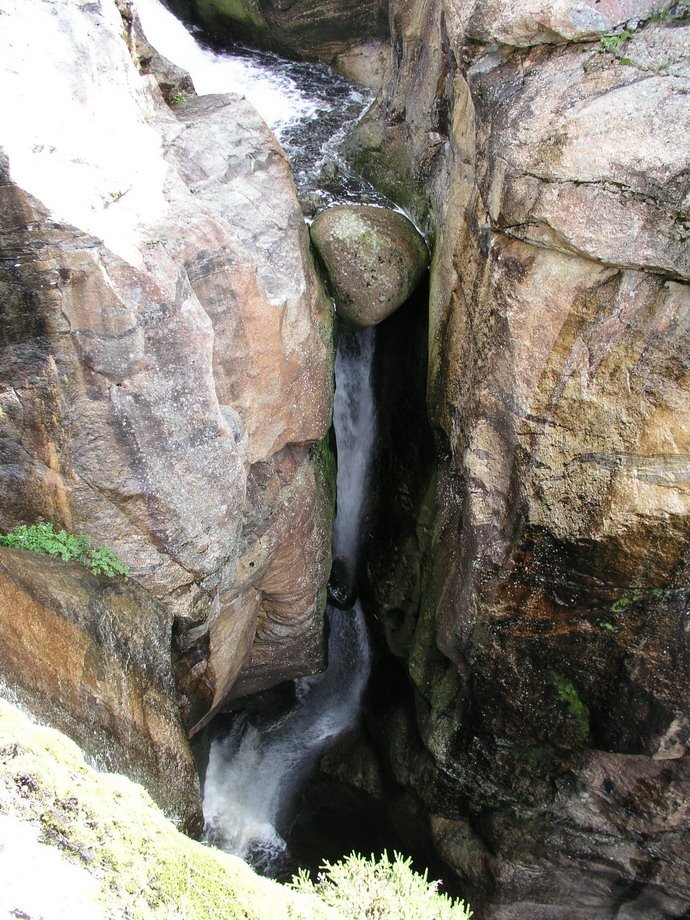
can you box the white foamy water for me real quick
[134,0,324,134]
[203,605,371,870]
[203,330,377,871]
[332,329,377,572]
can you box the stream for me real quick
[202,331,377,873]
[135,0,390,213]
[134,0,380,874]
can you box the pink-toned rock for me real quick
[350,2,690,915]
[0,0,334,745]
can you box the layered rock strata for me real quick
[0,548,202,833]
[0,0,334,778]
[349,1,690,916]
[165,0,390,65]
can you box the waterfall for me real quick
[203,329,377,872]
[134,0,381,873]
[133,0,388,210]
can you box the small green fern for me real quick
[0,521,129,579]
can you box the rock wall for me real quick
[166,0,390,65]
[351,0,690,915]
[0,548,202,833]
[0,0,334,772]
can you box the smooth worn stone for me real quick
[0,0,334,737]
[310,205,429,328]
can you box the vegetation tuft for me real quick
[551,672,590,740]
[600,31,632,53]
[291,851,473,919]
[0,521,129,578]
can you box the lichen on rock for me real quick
[310,205,429,329]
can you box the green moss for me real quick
[550,673,590,740]
[0,699,331,919]
[311,431,337,523]
[195,0,266,30]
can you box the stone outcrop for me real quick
[166,0,390,64]
[310,205,429,328]
[347,1,690,916]
[0,698,334,919]
[332,41,391,92]
[0,0,334,746]
[117,0,196,104]
[0,548,202,833]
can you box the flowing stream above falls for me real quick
[135,0,391,212]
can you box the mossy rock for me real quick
[310,205,429,329]
[0,698,333,919]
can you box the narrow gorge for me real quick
[0,0,688,918]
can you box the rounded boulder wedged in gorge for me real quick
[310,205,429,329]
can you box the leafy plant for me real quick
[291,851,473,919]
[169,90,188,105]
[88,546,130,578]
[0,522,129,579]
[600,31,632,53]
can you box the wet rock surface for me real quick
[166,0,390,63]
[310,205,429,328]
[0,548,202,834]
[346,1,690,916]
[327,557,358,609]
[0,0,334,742]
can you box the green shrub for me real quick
[0,521,129,579]
[291,851,472,919]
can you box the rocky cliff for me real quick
[165,0,390,65]
[0,0,334,819]
[348,0,690,916]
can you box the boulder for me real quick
[310,205,429,328]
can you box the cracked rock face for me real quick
[351,0,690,915]
[0,0,334,765]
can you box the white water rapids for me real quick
[134,0,389,210]
[135,0,322,133]
[203,331,377,872]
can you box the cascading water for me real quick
[135,0,382,875]
[203,330,377,872]
[134,0,391,211]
